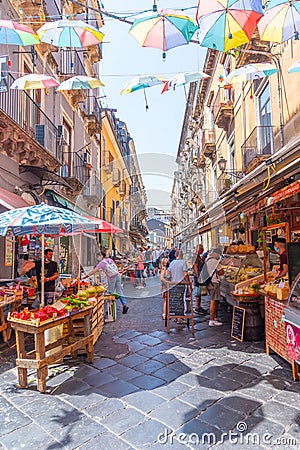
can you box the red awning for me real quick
[0,187,29,210]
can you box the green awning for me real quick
[49,192,88,216]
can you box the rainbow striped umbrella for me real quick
[57,75,104,91]
[0,19,40,46]
[258,0,300,43]
[129,10,197,58]
[196,0,263,52]
[37,20,104,48]
[10,74,59,90]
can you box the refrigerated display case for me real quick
[221,254,264,304]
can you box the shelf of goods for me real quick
[9,305,94,393]
[221,253,264,306]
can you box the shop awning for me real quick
[48,191,88,216]
[0,187,29,210]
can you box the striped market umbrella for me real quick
[161,71,210,93]
[0,19,40,46]
[10,74,59,90]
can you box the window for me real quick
[258,83,273,155]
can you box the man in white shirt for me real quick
[168,249,189,283]
[152,245,163,276]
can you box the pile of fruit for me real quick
[10,305,66,322]
[61,295,91,310]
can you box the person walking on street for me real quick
[83,250,128,314]
[168,246,177,263]
[143,245,153,277]
[136,248,145,288]
[201,248,224,327]
[193,244,207,315]
[168,249,190,283]
[152,245,163,276]
[160,257,171,320]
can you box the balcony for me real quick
[216,173,233,196]
[235,31,272,68]
[202,129,216,160]
[83,97,102,137]
[213,88,234,131]
[241,125,274,174]
[83,177,102,207]
[0,74,61,170]
[61,152,91,193]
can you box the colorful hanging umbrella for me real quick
[57,75,104,91]
[161,71,210,93]
[37,20,104,48]
[120,75,167,110]
[258,0,300,43]
[225,63,278,83]
[10,74,59,90]
[129,9,197,58]
[196,0,263,52]
[120,75,166,94]
[0,19,40,46]
[288,60,300,72]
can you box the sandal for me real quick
[162,314,166,320]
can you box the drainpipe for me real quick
[273,55,285,148]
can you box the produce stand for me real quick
[9,306,94,393]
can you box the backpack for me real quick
[103,260,119,277]
[198,258,218,286]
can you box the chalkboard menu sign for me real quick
[169,284,186,316]
[287,243,300,286]
[231,306,245,342]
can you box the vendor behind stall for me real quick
[274,237,288,279]
[19,249,59,306]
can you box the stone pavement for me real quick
[0,276,300,449]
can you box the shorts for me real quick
[207,282,221,301]
[136,269,143,279]
[193,285,201,297]
[153,261,159,268]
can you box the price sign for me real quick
[231,306,246,342]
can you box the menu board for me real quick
[231,306,245,342]
[168,284,186,316]
[287,243,300,286]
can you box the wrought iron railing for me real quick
[241,125,274,170]
[0,73,61,159]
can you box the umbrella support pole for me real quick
[143,88,149,111]
[41,234,45,307]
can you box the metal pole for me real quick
[41,234,45,307]
[274,56,285,148]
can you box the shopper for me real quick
[168,249,189,283]
[168,246,177,263]
[193,244,207,315]
[143,245,152,277]
[160,257,171,320]
[202,248,224,327]
[83,250,128,314]
[152,245,163,276]
[136,248,145,288]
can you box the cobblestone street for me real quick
[0,277,300,449]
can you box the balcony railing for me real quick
[216,173,232,195]
[202,129,216,159]
[62,152,90,187]
[241,125,274,172]
[213,87,234,130]
[0,73,60,159]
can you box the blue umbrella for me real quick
[0,203,97,236]
[0,203,98,305]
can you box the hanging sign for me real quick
[4,235,14,267]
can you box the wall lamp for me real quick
[218,156,244,180]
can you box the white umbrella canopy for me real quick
[0,203,98,236]
[57,75,104,91]
[10,74,60,90]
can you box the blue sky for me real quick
[100,1,206,209]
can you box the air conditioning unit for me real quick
[35,124,45,146]
[112,168,120,186]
